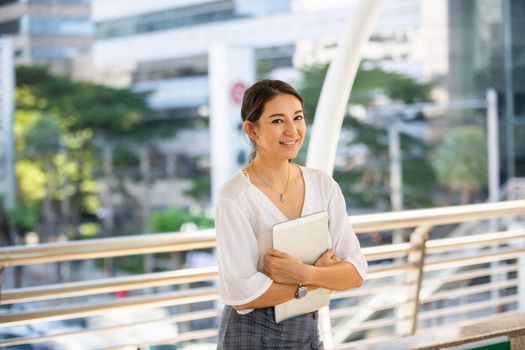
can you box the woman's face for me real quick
[244,93,306,161]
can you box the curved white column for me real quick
[305,1,384,348]
[306,0,384,175]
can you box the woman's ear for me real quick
[243,120,257,141]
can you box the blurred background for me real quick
[0,0,524,349]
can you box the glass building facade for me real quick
[448,0,525,182]
[96,0,240,39]
[0,0,93,75]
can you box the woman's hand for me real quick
[315,249,342,267]
[264,249,309,284]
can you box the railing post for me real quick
[519,240,525,311]
[396,224,431,336]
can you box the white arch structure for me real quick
[306,0,384,175]
[306,1,385,348]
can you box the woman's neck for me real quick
[250,156,291,187]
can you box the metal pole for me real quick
[487,89,500,208]
[388,119,403,213]
[0,36,16,210]
[389,119,404,249]
[102,144,114,234]
[397,224,431,336]
[519,240,525,311]
[487,88,502,313]
[502,0,515,179]
[0,37,19,279]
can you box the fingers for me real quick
[263,254,280,274]
[315,249,343,267]
[324,249,335,258]
[324,249,342,261]
[266,249,287,258]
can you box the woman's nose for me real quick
[284,119,297,135]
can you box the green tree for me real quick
[7,201,41,236]
[22,116,62,236]
[147,208,214,271]
[184,176,212,204]
[148,208,214,233]
[432,127,488,204]
[301,64,433,121]
[299,63,436,209]
[14,65,150,240]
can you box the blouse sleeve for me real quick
[215,198,273,310]
[327,178,368,282]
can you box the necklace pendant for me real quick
[280,193,286,203]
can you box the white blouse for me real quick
[215,165,367,314]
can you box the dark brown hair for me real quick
[240,79,304,161]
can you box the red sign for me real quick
[231,82,247,106]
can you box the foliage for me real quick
[78,222,101,237]
[299,62,436,209]
[333,118,436,209]
[184,176,211,203]
[148,208,214,233]
[16,161,46,202]
[300,63,433,123]
[16,65,149,135]
[7,200,41,233]
[23,115,62,161]
[432,127,488,203]
[352,65,433,105]
[13,65,151,240]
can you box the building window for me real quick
[133,56,208,83]
[31,46,84,58]
[96,0,242,39]
[29,17,93,36]
[29,0,90,4]
[0,0,19,6]
[0,19,20,35]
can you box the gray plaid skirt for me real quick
[217,305,323,349]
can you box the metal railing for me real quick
[1,200,524,349]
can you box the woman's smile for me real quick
[279,139,300,148]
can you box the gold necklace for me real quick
[252,163,291,203]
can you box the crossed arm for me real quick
[233,249,363,311]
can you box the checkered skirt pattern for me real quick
[217,305,323,349]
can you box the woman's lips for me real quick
[279,139,300,148]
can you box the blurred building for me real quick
[0,0,93,76]
[88,0,523,210]
[92,0,446,114]
[88,0,451,212]
[91,1,445,152]
[448,0,525,181]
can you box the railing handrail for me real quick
[349,199,525,231]
[1,200,524,267]
[1,266,219,305]
[0,287,219,327]
[2,229,524,326]
[1,200,524,349]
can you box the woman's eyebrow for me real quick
[268,110,303,118]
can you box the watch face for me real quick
[297,285,308,299]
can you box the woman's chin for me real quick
[283,150,301,160]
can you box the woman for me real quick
[216,79,367,349]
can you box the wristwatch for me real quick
[295,283,308,299]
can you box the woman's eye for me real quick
[271,119,284,124]
[295,115,304,120]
